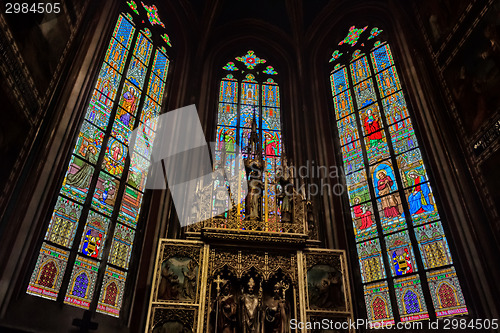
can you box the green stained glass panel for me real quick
[262,84,280,107]
[127,152,149,192]
[91,171,120,217]
[61,155,95,204]
[126,57,148,90]
[346,169,370,206]
[397,149,428,188]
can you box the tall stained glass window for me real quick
[216,52,283,224]
[27,2,172,318]
[329,26,468,325]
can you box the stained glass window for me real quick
[329,26,467,324]
[215,51,282,223]
[28,7,172,317]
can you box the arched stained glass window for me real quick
[215,51,282,224]
[329,26,468,325]
[27,2,172,318]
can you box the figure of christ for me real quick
[353,197,374,230]
[407,172,434,215]
[377,170,401,218]
[66,145,97,189]
[364,109,383,147]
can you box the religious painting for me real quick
[357,239,386,283]
[119,81,140,116]
[443,1,500,135]
[305,251,348,312]
[417,0,471,48]
[112,108,136,145]
[240,105,260,129]
[364,281,395,327]
[396,149,428,188]
[73,121,104,162]
[157,257,199,302]
[426,267,468,318]
[377,191,406,233]
[263,131,281,156]
[385,231,417,277]
[102,137,127,177]
[359,104,383,137]
[393,275,429,322]
[216,126,236,152]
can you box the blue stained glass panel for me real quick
[241,82,259,105]
[371,44,394,73]
[113,15,135,49]
[126,57,148,90]
[132,32,153,66]
[262,107,281,131]
[96,64,121,101]
[331,67,349,95]
[240,105,260,128]
[333,90,354,120]
[405,182,440,225]
[371,161,398,197]
[219,80,238,103]
[78,211,110,259]
[262,84,280,107]
[105,38,128,73]
[112,108,135,145]
[152,50,169,81]
[394,275,429,322]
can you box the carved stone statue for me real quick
[239,277,262,333]
[276,159,293,223]
[264,282,291,333]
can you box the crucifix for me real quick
[213,274,225,333]
[72,310,98,333]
